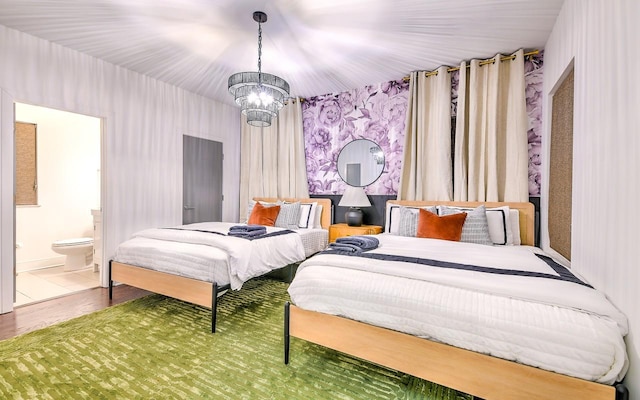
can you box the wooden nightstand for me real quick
[329,223,382,243]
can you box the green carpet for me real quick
[0,278,473,400]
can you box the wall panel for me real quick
[542,0,639,393]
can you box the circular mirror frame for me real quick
[336,139,385,187]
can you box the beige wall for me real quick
[543,0,640,394]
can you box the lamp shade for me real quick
[339,186,371,208]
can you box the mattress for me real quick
[113,222,328,290]
[288,234,628,384]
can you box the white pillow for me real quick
[313,204,324,229]
[297,202,318,229]
[385,204,402,234]
[485,206,512,245]
[510,209,521,245]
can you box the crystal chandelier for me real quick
[228,11,290,127]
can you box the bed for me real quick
[285,200,629,400]
[109,197,331,332]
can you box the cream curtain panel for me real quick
[398,66,452,201]
[453,49,529,202]
[239,98,309,220]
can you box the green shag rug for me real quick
[0,278,473,400]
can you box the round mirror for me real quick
[337,139,385,187]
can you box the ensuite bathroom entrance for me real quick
[14,103,101,306]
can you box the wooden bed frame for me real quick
[109,197,332,333]
[284,200,628,400]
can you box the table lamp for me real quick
[339,186,371,227]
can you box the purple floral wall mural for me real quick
[303,52,544,197]
[302,80,409,195]
[525,52,544,196]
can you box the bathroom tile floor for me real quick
[15,265,100,307]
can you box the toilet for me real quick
[51,238,94,271]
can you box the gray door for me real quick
[183,135,223,224]
[346,163,361,186]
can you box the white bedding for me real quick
[288,234,628,384]
[113,222,327,290]
[113,237,231,285]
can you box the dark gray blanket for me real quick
[229,224,267,233]
[335,235,379,251]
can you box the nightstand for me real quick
[329,223,382,243]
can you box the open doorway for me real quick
[14,103,101,306]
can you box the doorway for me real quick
[183,135,223,224]
[14,103,101,306]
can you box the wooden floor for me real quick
[0,285,149,341]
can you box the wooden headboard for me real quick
[253,197,332,230]
[386,200,535,246]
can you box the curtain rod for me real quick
[402,49,539,81]
[284,98,304,105]
[294,49,539,102]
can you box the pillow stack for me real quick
[387,204,520,246]
[245,200,322,229]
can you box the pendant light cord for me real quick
[257,21,263,86]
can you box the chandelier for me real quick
[228,11,290,127]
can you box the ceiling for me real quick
[0,0,565,105]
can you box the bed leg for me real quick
[284,302,290,365]
[615,383,629,400]
[211,282,219,333]
[108,260,113,300]
[286,265,293,283]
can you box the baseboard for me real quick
[16,256,65,273]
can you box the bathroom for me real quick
[14,103,101,306]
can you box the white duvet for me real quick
[115,222,306,290]
[288,234,629,384]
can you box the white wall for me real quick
[0,24,241,302]
[542,0,640,395]
[15,104,100,272]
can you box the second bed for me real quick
[110,197,331,332]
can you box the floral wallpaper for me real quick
[302,80,409,195]
[525,52,544,196]
[303,52,544,196]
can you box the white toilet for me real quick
[51,238,94,271]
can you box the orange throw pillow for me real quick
[247,202,280,226]
[416,209,467,241]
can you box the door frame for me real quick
[0,99,107,313]
[0,89,15,314]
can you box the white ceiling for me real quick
[0,0,565,105]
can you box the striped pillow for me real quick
[439,205,493,245]
[275,202,302,229]
[397,206,437,237]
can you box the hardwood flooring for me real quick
[0,285,149,341]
